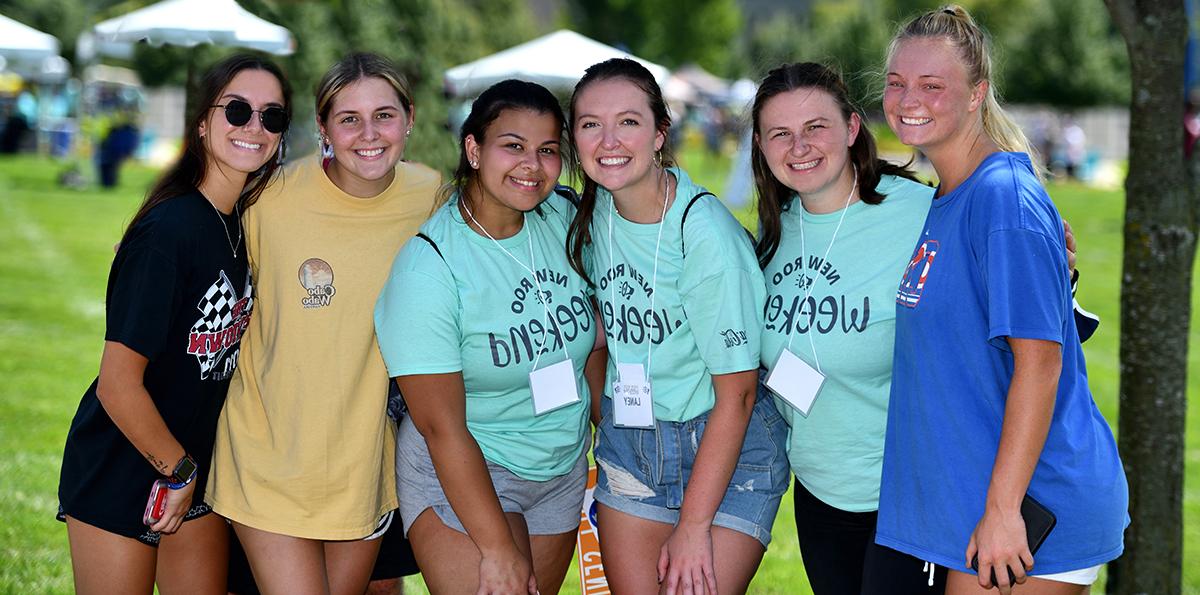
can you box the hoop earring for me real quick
[653,149,663,169]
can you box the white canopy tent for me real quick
[92,0,294,56]
[444,30,670,97]
[0,13,61,63]
[0,13,69,82]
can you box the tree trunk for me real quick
[1103,0,1197,593]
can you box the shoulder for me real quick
[128,191,208,242]
[534,190,577,227]
[967,153,1060,236]
[876,174,935,207]
[250,157,319,211]
[396,160,442,193]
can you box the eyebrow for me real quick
[766,117,829,133]
[332,105,400,118]
[575,109,644,120]
[221,93,283,108]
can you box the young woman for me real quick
[374,79,601,594]
[57,54,291,594]
[206,53,438,595]
[751,62,946,595]
[876,6,1128,594]
[566,58,789,595]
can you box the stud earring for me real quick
[469,160,478,168]
[405,128,412,137]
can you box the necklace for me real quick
[205,197,242,257]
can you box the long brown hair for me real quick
[751,62,919,267]
[565,58,673,285]
[122,54,293,243]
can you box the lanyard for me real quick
[786,167,857,374]
[606,171,673,379]
[462,199,567,370]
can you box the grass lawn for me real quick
[1,149,1197,593]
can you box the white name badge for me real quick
[612,363,655,428]
[765,349,826,417]
[530,358,581,416]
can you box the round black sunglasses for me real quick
[211,99,288,134]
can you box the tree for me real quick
[567,0,742,76]
[1102,0,1196,592]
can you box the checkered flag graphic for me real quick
[190,270,239,379]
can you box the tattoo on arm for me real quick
[144,451,169,475]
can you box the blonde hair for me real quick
[888,5,1043,178]
[315,52,414,122]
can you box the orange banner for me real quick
[576,466,609,594]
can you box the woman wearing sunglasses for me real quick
[57,54,291,594]
[206,52,439,595]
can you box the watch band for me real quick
[168,453,198,489]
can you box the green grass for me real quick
[1,150,1197,593]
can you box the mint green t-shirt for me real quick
[591,167,765,422]
[374,192,593,481]
[762,174,933,511]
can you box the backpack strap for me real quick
[553,184,581,206]
[415,232,444,261]
[680,191,715,254]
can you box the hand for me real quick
[1061,218,1076,274]
[965,505,1033,594]
[149,479,195,535]
[477,545,537,595]
[657,521,718,595]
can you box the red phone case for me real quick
[143,479,169,526]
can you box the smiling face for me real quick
[571,77,666,198]
[466,108,563,215]
[756,87,860,204]
[199,69,285,179]
[883,37,986,155]
[320,76,412,197]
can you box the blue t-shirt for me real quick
[374,192,593,481]
[590,167,765,422]
[762,175,933,512]
[877,153,1127,574]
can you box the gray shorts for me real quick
[395,416,587,537]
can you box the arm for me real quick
[395,373,536,595]
[658,368,758,595]
[586,301,608,426]
[94,341,193,534]
[966,337,1060,594]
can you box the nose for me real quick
[242,111,264,133]
[601,128,619,150]
[790,133,809,155]
[361,119,380,140]
[898,87,919,109]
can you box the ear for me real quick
[847,112,862,147]
[969,80,989,113]
[655,128,666,152]
[406,105,416,130]
[316,117,328,141]
[198,119,207,139]
[465,134,481,167]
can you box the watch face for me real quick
[173,455,198,484]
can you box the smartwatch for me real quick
[168,453,198,489]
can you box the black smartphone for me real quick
[970,493,1057,586]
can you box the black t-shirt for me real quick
[59,190,253,537]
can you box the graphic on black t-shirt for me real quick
[187,269,253,380]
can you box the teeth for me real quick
[355,148,384,157]
[510,177,539,188]
[232,140,261,150]
[901,117,932,126]
[599,156,629,166]
[789,159,820,171]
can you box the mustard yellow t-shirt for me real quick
[207,157,440,539]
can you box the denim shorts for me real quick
[395,417,587,537]
[592,389,790,548]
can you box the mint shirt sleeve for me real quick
[678,199,765,375]
[984,227,1069,350]
[374,242,463,377]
